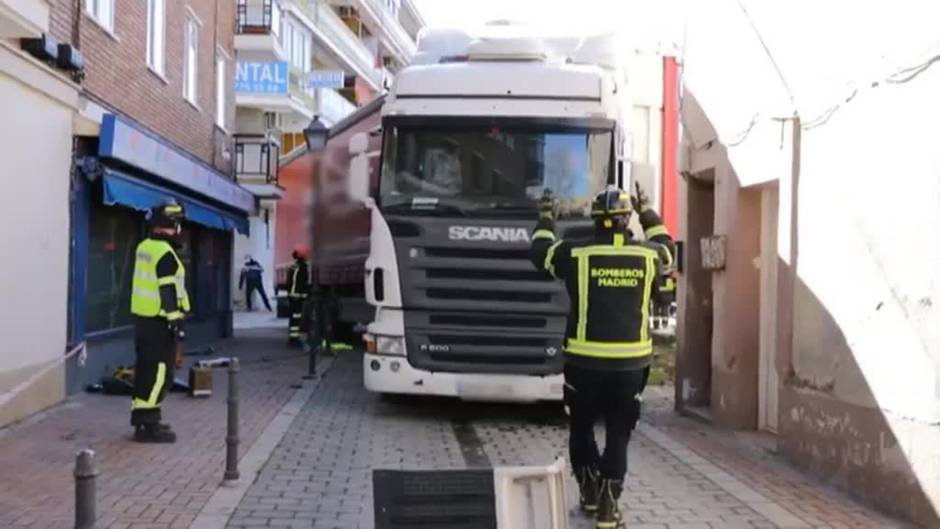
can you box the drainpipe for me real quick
[661,55,680,237]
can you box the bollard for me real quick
[302,339,317,380]
[74,449,98,529]
[224,357,240,481]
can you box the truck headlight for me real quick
[377,336,405,356]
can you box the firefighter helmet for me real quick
[292,243,310,260]
[147,199,185,230]
[590,186,632,220]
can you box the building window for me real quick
[216,52,226,128]
[146,0,165,75]
[383,0,400,17]
[271,1,281,36]
[85,0,114,31]
[86,203,142,333]
[281,19,310,71]
[280,20,291,58]
[304,33,311,70]
[183,16,199,105]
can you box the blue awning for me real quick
[102,169,250,235]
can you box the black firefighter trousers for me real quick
[288,296,306,342]
[131,317,176,426]
[564,363,650,482]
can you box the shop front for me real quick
[67,114,255,394]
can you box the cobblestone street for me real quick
[0,324,312,529]
[226,351,910,529]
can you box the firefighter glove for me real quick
[168,322,185,342]
[631,183,651,212]
[538,190,557,220]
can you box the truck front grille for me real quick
[392,220,570,376]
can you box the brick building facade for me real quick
[36,2,256,399]
[48,0,234,172]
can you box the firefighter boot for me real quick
[596,479,625,529]
[575,467,600,513]
[133,423,177,443]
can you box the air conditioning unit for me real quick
[263,112,282,132]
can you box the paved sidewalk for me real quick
[225,352,909,529]
[641,387,908,528]
[0,324,313,529]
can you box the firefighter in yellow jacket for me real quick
[129,200,189,443]
[531,185,675,528]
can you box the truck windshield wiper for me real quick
[474,203,536,217]
[382,201,470,217]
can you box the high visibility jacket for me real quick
[531,209,675,371]
[130,238,190,321]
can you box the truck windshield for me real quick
[380,123,613,218]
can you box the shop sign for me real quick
[235,61,289,94]
[307,70,345,89]
[99,114,256,214]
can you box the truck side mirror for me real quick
[349,132,368,156]
[348,132,370,203]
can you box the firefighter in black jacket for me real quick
[636,185,677,328]
[531,185,675,528]
[286,244,310,346]
[129,200,189,444]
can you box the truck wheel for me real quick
[334,321,363,345]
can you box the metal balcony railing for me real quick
[308,2,383,88]
[362,0,417,59]
[319,88,358,125]
[234,135,280,184]
[236,0,275,35]
[289,68,317,109]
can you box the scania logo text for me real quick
[448,226,530,243]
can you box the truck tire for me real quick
[333,320,362,346]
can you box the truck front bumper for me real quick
[363,353,564,402]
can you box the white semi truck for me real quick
[344,27,633,402]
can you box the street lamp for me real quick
[303,116,329,153]
[300,115,328,381]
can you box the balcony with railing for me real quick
[290,0,382,90]
[289,68,317,113]
[319,87,358,126]
[359,0,417,64]
[234,135,283,198]
[235,0,284,57]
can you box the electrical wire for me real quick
[726,114,759,147]
[886,53,940,84]
[803,52,940,130]
[717,1,796,147]
[736,0,798,109]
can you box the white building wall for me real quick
[0,44,79,425]
[231,204,278,310]
[680,0,940,522]
[0,58,74,373]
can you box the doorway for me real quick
[677,172,715,410]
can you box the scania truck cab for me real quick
[358,29,631,402]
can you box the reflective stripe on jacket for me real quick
[531,210,675,370]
